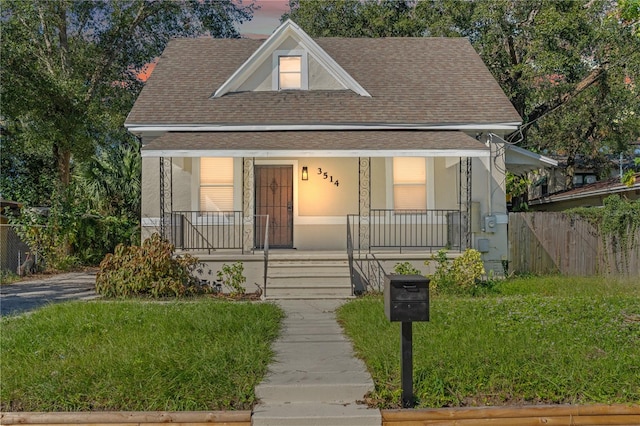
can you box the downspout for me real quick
[487,133,493,216]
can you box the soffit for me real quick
[140,130,490,158]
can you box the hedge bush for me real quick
[96,233,211,298]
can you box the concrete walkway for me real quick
[252,299,381,426]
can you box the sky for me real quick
[238,0,290,39]
[137,1,289,81]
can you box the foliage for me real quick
[95,233,209,298]
[506,172,531,211]
[216,262,247,296]
[0,0,254,259]
[567,195,640,271]
[75,139,142,219]
[0,300,283,411]
[0,270,21,286]
[618,0,640,36]
[393,262,422,275]
[425,249,486,296]
[622,169,637,187]
[337,275,640,408]
[284,0,424,37]
[8,184,140,269]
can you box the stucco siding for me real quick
[298,158,358,216]
[294,224,346,250]
[434,157,460,210]
[141,157,160,220]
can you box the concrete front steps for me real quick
[264,253,352,299]
[252,300,381,426]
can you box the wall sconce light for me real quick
[302,166,309,181]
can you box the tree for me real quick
[1,0,254,262]
[1,0,254,198]
[283,0,424,37]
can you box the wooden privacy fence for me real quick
[509,212,640,276]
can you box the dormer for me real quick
[212,20,370,98]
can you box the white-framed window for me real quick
[200,157,233,211]
[272,50,308,90]
[279,56,302,89]
[393,157,427,210]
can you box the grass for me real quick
[0,299,283,412]
[337,275,640,409]
[0,270,21,285]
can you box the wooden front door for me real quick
[255,165,293,248]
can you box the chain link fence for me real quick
[0,223,38,276]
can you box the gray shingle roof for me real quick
[142,130,489,154]
[126,37,521,127]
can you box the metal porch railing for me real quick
[169,211,244,252]
[347,208,466,294]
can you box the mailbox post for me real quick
[384,274,430,408]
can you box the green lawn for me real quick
[337,276,640,408]
[1,300,283,412]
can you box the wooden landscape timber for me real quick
[0,411,251,426]
[3,405,639,426]
[382,404,640,425]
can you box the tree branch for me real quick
[35,2,55,76]
[84,1,153,103]
[524,64,608,128]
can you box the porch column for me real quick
[159,156,172,240]
[359,157,371,250]
[242,158,254,253]
[460,157,472,250]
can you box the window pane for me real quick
[200,187,233,211]
[394,185,426,210]
[279,56,302,89]
[279,56,301,72]
[201,157,233,185]
[280,73,301,89]
[393,157,426,184]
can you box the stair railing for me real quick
[258,214,269,300]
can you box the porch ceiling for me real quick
[141,130,490,158]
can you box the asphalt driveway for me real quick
[0,271,99,317]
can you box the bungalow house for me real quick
[125,20,524,296]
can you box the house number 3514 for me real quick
[317,168,339,187]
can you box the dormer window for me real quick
[273,50,308,91]
[279,56,302,89]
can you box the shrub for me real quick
[96,233,211,298]
[425,248,486,295]
[393,261,422,275]
[216,261,247,296]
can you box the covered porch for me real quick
[140,130,495,296]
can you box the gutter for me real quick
[529,183,640,205]
[125,123,522,135]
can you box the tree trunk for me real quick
[53,143,72,256]
[54,144,71,187]
[565,156,575,189]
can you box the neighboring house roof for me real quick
[0,199,21,215]
[141,130,490,157]
[505,144,558,175]
[529,173,640,210]
[126,27,521,131]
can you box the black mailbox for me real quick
[384,274,430,322]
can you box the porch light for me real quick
[302,166,309,181]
